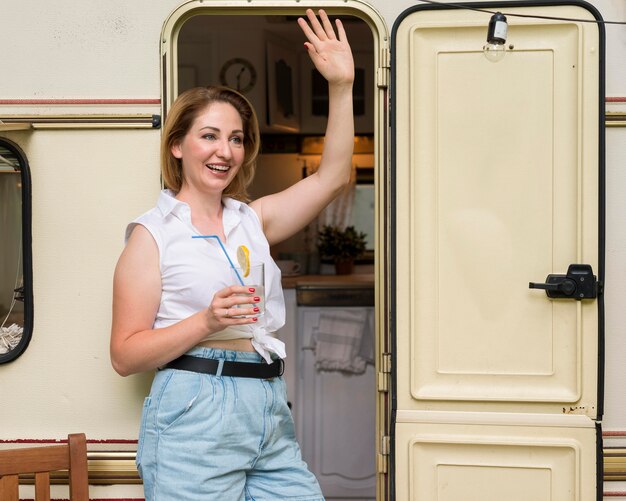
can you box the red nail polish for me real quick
[252,317,258,322]
[253,307,260,313]
[248,287,255,293]
[253,297,260,302]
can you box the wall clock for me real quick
[219,58,257,93]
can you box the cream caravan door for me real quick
[392,2,604,500]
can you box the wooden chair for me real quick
[0,433,88,501]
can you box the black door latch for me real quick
[529,264,598,300]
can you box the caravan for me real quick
[1,0,625,499]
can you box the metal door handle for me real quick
[529,278,576,296]
[529,264,598,300]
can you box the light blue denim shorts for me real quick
[136,347,324,501]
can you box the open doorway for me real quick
[174,11,378,500]
[176,14,375,264]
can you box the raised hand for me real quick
[250,9,354,247]
[298,9,354,87]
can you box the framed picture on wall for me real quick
[299,52,374,134]
[266,35,300,132]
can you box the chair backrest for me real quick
[0,433,88,501]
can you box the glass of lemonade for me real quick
[230,262,265,317]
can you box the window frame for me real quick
[0,137,33,364]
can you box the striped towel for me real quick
[314,308,374,374]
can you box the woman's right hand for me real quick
[205,285,260,331]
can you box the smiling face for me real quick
[171,101,245,196]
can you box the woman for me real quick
[110,9,354,500]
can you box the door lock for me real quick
[529,264,597,300]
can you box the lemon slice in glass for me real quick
[236,245,251,278]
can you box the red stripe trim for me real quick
[607,97,626,103]
[604,493,626,497]
[603,431,626,437]
[0,439,137,444]
[0,99,160,105]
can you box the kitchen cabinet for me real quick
[296,306,376,500]
[279,274,374,430]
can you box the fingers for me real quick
[306,9,329,41]
[214,287,259,309]
[214,285,256,298]
[298,20,315,45]
[334,18,347,42]
[209,286,260,325]
[318,10,337,40]
[223,305,260,317]
[209,304,258,326]
[298,9,339,46]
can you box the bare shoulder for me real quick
[115,224,159,280]
[127,222,156,246]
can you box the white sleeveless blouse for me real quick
[125,189,286,362]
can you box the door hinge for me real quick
[377,47,390,88]
[377,372,388,392]
[381,353,391,373]
[377,453,388,474]
[377,437,390,474]
[378,353,391,392]
[380,46,390,68]
[381,435,390,455]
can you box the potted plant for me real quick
[316,225,367,275]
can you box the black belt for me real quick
[163,355,284,379]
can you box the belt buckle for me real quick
[266,358,284,380]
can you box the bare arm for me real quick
[250,9,355,245]
[110,225,258,376]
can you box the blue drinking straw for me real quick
[192,235,244,285]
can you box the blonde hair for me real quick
[161,86,260,202]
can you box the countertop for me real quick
[281,273,375,289]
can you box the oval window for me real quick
[0,138,32,364]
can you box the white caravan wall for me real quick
[0,0,624,499]
[0,1,171,108]
[0,128,160,437]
